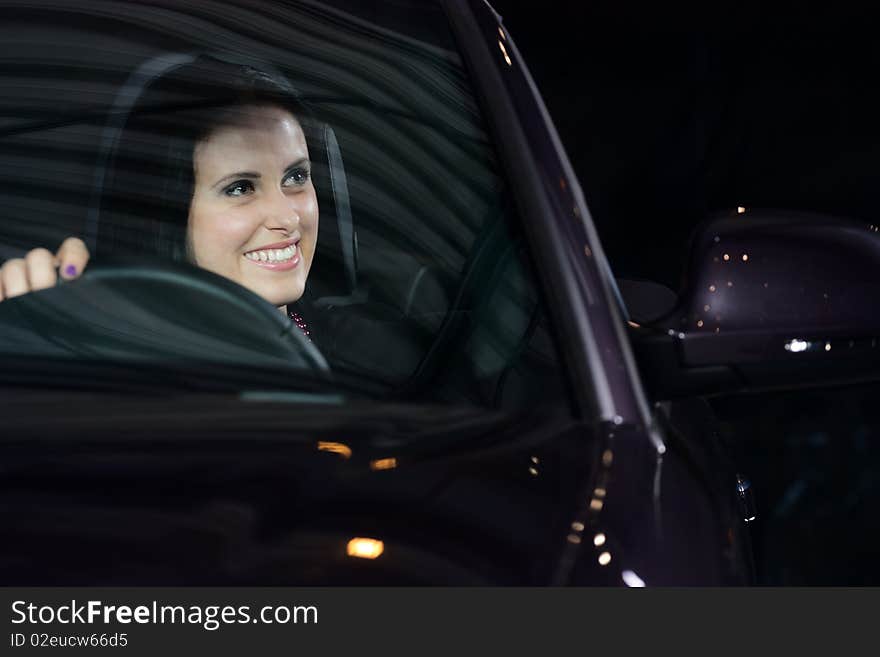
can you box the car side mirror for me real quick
[630,210,880,398]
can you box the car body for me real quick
[7,0,874,586]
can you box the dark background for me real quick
[490,1,880,289]
[489,1,880,584]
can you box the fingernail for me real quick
[64,264,77,277]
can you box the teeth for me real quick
[245,245,297,263]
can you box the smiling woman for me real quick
[0,56,321,323]
[0,0,573,412]
[95,56,323,320]
[187,104,318,309]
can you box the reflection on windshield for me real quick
[0,0,570,411]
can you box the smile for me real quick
[243,240,300,271]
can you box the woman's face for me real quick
[187,105,318,308]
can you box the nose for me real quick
[263,187,300,234]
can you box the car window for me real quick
[0,0,574,412]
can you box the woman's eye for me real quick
[283,168,310,187]
[224,180,255,197]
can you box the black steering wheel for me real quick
[0,257,329,373]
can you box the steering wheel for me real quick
[0,257,329,373]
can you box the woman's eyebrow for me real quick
[212,171,260,189]
[284,158,310,170]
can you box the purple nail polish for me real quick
[64,264,77,277]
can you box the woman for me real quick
[0,56,320,334]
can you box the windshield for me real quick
[0,0,572,410]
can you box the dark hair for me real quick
[95,55,320,261]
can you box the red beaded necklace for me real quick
[288,309,311,342]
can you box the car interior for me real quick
[0,2,571,412]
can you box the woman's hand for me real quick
[0,237,90,301]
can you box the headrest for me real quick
[309,123,358,300]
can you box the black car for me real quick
[1,0,877,586]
